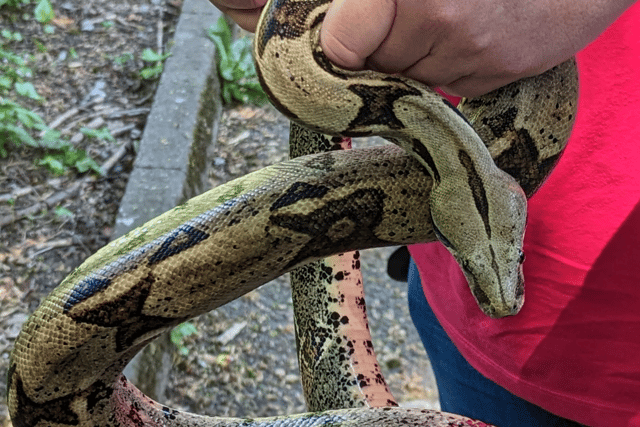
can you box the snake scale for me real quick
[7,0,578,423]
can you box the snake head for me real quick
[430,177,527,318]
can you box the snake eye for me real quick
[433,224,454,250]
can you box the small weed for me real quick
[33,0,53,24]
[31,37,46,52]
[81,126,115,143]
[207,17,267,105]
[0,0,30,10]
[140,48,171,80]
[0,0,102,175]
[170,322,198,356]
[1,29,23,42]
[112,52,134,66]
[54,206,73,218]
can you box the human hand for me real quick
[206,0,266,31]
[320,0,635,97]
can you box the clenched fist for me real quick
[208,0,635,96]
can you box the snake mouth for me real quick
[470,277,524,318]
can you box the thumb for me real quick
[320,0,396,69]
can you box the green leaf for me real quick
[221,85,233,104]
[229,85,248,104]
[39,128,65,149]
[0,75,12,89]
[2,123,36,146]
[73,155,102,174]
[140,48,170,63]
[219,63,235,82]
[37,155,65,174]
[113,52,133,65]
[170,322,198,356]
[140,63,163,80]
[14,81,42,100]
[15,106,45,128]
[207,17,266,105]
[209,17,232,52]
[141,48,162,62]
[32,38,46,53]
[34,0,54,24]
[81,126,115,142]
[54,206,74,218]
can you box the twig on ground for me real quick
[59,108,120,134]
[0,187,35,203]
[100,140,131,173]
[45,107,81,132]
[107,108,150,119]
[30,238,74,258]
[157,13,164,53]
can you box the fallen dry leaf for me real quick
[52,16,75,30]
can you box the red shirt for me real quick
[409,4,640,426]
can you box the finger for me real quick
[400,51,475,89]
[320,0,396,70]
[365,0,439,74]
[223,7,264,32]
[208,0,267,32]
[440,74,517,98]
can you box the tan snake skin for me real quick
[7,0,578,424]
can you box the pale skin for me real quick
[208,0,636,97]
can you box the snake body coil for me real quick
[254,0,576,317]
[7,0,578,424]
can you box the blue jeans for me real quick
[407,260,582,427]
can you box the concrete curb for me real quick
[113,0,222,240]
[116,0,223,399]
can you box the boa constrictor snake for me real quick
[7,0,578,423]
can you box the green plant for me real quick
[81,126,115,143]
[140,48,171,80]
[54,206,73,218]
[0,47,34,92]
[0,98,101,174]
[0,0,30,9]
[0,1,102,175]
[2,29,23,42]
[113,52,134,66]
[207,17,267,105]
[33,0,53,23]
[31,37,46,52]
[170,322,198,356]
